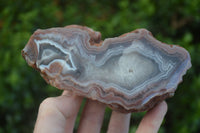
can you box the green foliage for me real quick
[0,0,200,132]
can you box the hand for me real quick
[34,91,167,133]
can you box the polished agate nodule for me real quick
[22,25,191,112]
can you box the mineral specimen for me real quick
[22,25,191,113]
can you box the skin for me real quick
[34,90,168,133]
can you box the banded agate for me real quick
[22,25,191,112]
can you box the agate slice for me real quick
[22,25,191,113]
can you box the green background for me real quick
[0,0,200,132]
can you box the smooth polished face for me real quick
[22,25,191,112]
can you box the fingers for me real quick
[107,111,131,133]
[136,101,168,133]
[77,100,106,133]
[34,90,167,133]
[34,90,83,133]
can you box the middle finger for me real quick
[77,99,106,133]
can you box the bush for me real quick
[0,0,200,132]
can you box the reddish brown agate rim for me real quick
[22,25,191,113]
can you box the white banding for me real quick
[34,39,77,71]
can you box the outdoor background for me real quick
[0,0,200,132]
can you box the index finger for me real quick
[34,90,83,133]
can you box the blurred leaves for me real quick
[0,0,200,132]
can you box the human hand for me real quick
[34,91,167,133]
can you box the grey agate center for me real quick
[35,36,180,96]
